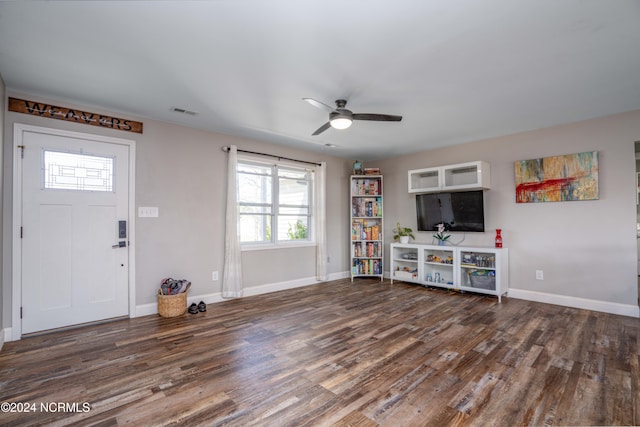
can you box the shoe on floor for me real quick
[197,301,207,312]
[188,303,198,314]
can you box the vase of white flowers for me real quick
[433,223,451,246]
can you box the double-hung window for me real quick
[238,158,313,247]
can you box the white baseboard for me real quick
[508,288,640,318]
[134,271,350,317]
[0,328,6,348]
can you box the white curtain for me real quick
[222,145,243,298]
[315,161,328,281]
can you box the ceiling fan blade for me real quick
[353,113,403,122]
[312,122,332,135]
[303,98,337,113]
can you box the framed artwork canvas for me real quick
[515,151,599,203]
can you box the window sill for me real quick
[241,241,317,252]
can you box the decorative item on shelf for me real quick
[353,160,363,175]
[495,229,503,248]
[393,222,415,244]
[462,253,476,265]
[433,223,451,246]
[364,167,381,175]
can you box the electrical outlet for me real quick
[212,271,219,281]
[536,270,544,280]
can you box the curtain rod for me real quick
[222,146,321,167]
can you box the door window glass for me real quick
[43,150,114,192]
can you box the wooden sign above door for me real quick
[8,97,143,134]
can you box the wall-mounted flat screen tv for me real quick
[416,190,485,232]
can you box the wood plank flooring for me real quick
[1,278,639,426]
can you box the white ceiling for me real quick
[1,0,639,160]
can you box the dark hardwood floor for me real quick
[1,278,638,426]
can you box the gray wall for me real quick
[2,91,351,329]
[3,89,640,333]
[375,109,640,307]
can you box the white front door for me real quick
[19,127,131,334]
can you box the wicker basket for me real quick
[468,272,495,290]
[157,290,187,317]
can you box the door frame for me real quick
[12,123,136,340]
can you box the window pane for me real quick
[278,216,309,241]
[44,150,114,192]
[238,173,272,204]
[239,214,272,243]
[279,177,309,206]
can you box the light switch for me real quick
[138,207,159,218]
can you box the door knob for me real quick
[112,241,127,248]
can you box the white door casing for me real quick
[12,124,136,339]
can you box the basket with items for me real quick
[467,270,496,290]
[157,278,191,317]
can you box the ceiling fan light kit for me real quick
[330,114,353,130]
[303,98,402,135]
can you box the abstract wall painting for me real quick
[514,151,599,203]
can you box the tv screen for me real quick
[416,191,485,232]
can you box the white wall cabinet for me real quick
[390,243,508,302]
[408,161,491,193]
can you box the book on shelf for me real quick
[352,220,381,241]
[371,225,379,240]
[367,242,381,257]
[351,197,382,217]
[351,178,381,196]
[353,241,382,258]
[352,258,382,275]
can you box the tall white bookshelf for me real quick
[350,175,384,281]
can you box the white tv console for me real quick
[390,243,509,302]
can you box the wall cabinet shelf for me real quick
[351,175,384,281]
[390,243,508,302]
[408,161,491,193]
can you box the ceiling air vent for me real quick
[171,107,199,116]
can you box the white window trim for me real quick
[238,154,316,249]
[241,240,317,251]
